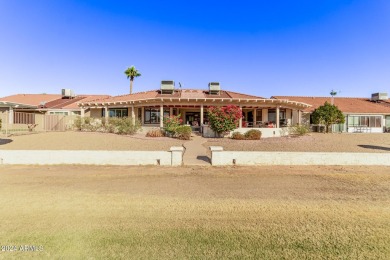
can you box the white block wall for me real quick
[0,149,184,166]
[210,147,390,166]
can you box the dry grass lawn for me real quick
[0,165,389,259]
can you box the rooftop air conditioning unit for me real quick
[160,80,175,94]
[371,92,388,101]
[208,82,220,95]
[62,89,75,98]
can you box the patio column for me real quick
[160,104,164,128]
[276,106,280,128]
[80,108,85,118]
[141,107,144,124]
[298,110,302,125]
[253,108,257,127]
[239,105,243,128]
[104,106,108,119]
[262,109,268,123]
[200,104,204,125]
[9,107,14,124]
[131,105,135,124]
[169,107,173,116]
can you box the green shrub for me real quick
[231,132,245,140]
[244,129,262,140]
[163,114,183,135]
[73,117,141,135]
[290,124,310,136]
[175,125,192,140]
[146,129,165,137]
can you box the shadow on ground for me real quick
[0,139,13,145]
[196,156,211,164]
[358,145,390,152]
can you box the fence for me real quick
[0,112,78,135]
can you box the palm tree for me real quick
[124,66,141,94]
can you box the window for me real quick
[347,115,382,127]
[49,111,69,115]
[144,107,170,124]
[102,108,128,118]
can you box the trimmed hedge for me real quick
[232,129,262,140]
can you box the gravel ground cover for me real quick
[204,132,390,153]
[0,131,186,151]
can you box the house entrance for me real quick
[186,112,200,131]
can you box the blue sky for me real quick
[1,0,389,98]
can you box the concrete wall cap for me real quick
[209,146,224,151]
[170,146,184,151]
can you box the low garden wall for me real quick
[0,147,184,166]
[209,146,390,166]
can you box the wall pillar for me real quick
[80,108,85,118]
[160,104,164,128]
[169,107,173,117]
[141,107,144,125]
[276,106,280,128]
[200,104,204,125]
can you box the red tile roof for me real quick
[82,89,265,104]
[0,94,62,106]
[273,96,390,114]
[0,94,110,109]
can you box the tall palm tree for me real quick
[124,66,141,94]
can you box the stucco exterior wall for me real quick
[90,108,102,118]
[209,147,390,166]
[0,148,184,166]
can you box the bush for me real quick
[244,129,262,140]
[175,125,192,140]
[290,124,310,136]
[207,105,242,136]
[73,117,141,135]
[146,129,165,137]
[231,132,245,140]
[164,114,183,135]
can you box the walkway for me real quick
[183,135,210,166]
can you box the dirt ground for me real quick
[1,131,390,154]
[205,132,390,153]
[0,165,389,259]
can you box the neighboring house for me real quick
[272,93,390,133]
[79,82,311,137]
[0,90,110,125]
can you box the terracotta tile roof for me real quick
[0,94,62,107]
[273,96,390,114]
[82,89,265,104]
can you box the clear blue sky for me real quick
[1,0,389,98]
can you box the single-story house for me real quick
[0,90,109,128]
[79,82,311,137]
[272,93,390,133]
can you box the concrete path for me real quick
[183,135,211,166]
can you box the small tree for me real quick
[312,101,345,133]
[207,105,242,136]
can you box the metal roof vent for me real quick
[62,89,75,99]
[208,82,220,95]
[160,80,175,94]
[371,93,388,101]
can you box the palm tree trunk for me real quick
[130,79,133,94]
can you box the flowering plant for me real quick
[163,114,183,134]
[207,105,242,136]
